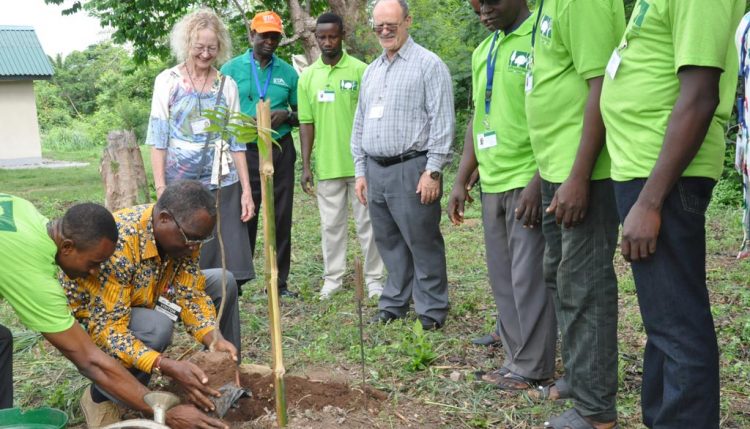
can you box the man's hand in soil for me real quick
[159,358,221,412]
[204,330,238,362]
[166,404,228,429]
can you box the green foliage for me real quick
[401,320,438,372]
[41,121,97,151]
[34,81,72,132]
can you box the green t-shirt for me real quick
[472,15,537,193]
[220,50,299,141]
[0,194,74,333]
[525,0,625,182]
[601,0,744,181]
[297,52,367,180]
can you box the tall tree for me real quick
[44,0,375,64]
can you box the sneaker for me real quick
[319,282,342,300]
[367,282,383,299]
[80,386,120,428]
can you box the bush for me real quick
[41,122,97,151]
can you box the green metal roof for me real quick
[0,26,53,80]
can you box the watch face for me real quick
[430,171,441,180]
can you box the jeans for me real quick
[0,324,12,408]
[614,178,719,429]
[542,178,619,422]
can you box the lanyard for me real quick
[485,31,502,116]
[250,54,274,100]
[530,0,546,49]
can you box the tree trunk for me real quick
[286,0,319,64]
[285,0,376,64]
[100,130,150,212]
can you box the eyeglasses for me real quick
[167,210,214,246]
[191,45,219,55]
[372,21,404,33]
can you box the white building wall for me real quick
[0,80,43,166]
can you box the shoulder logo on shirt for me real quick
[0,201,17,232]
[627,0,650,35]
[508,51,531,73]
[273,77,289,87]
[340,80,359,91]
[539,15,553,42]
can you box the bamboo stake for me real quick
[353,257,367,411]
[256,99,288,426]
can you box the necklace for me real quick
[184,62,211,114]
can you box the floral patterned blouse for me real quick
[145,65,244,190]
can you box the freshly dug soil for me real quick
[173,352,387,425]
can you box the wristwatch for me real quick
[429,170,441,180]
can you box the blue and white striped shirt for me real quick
[351,37,455,177]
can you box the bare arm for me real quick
[299,123,315,195]
[547,76,606,227]
[151,147,168,197]
[447,118,478,225]
[230,151,254,222]
[620,67,721,261]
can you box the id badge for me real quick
[368,104,385,119]
[477,131,498,150]
[155,296,182,322]
[317,90,335,103]
[191,117,211,135]
[606,49,622,80]
[525,71,534,93]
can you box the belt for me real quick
[369,150,427,167]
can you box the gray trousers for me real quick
[366,155,449,323]
[95,269,240,401]
[482,190,557,380]
[541,179,619,422]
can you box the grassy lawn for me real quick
[1,147,749,428]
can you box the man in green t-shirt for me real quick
[525,1,624,427]
[0,195,225,428]
[447,0,556,392]
[298,12,385,300]
[600,1,744,427]
[221,11,300,298]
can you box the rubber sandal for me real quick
[544,408,619,429]
[490,371,539,391]
[528,378,571,402]
[473,366,509,382]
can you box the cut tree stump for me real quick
[100,130,150,212]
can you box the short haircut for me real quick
[62,203,118,250]
[373,0,410,18]
[170,8,232,65]
[155,180,216,225]
[316,12,344,33]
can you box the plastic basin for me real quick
[0,407,68,429]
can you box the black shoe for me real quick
[278,287,299,298]
[418,315,443,331]
[472,332,502,346]
[369,310,401,325]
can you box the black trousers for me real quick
[245,133,296,288]
[0,324,13,408]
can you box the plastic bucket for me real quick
[0,407,68,429]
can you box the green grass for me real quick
[1,147,749,428]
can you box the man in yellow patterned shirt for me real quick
[61,180,240,426]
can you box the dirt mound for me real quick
[226,373,386,422]
[173,351,387,426]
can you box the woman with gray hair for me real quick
[146,8,255,285]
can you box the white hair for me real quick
[170,8,232,65]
